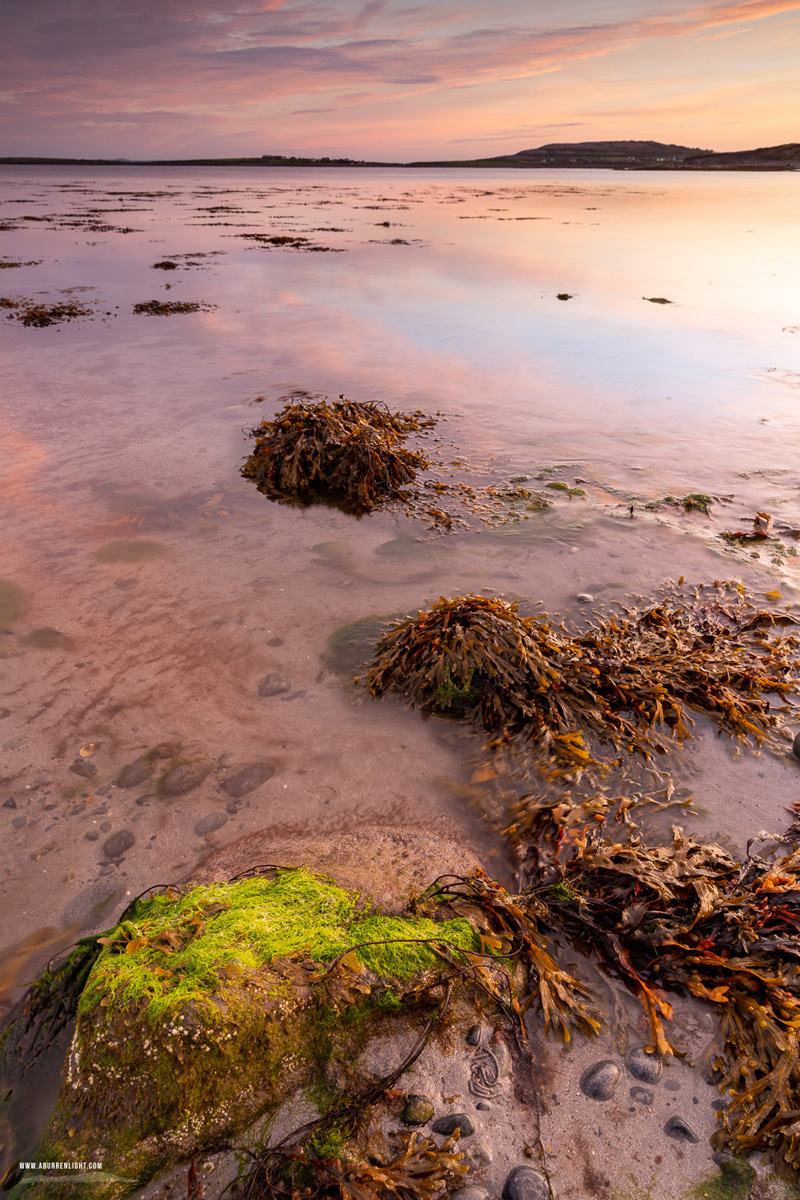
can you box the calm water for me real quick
[1,165,799,1167]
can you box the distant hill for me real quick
[504,140,710,166]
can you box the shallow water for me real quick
[1,164,799,1172]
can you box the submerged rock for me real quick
[579,1060,622,1101]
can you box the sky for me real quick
[1,0,798,160]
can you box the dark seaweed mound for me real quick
[242,397,433,514]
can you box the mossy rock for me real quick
[23,869,481,1198]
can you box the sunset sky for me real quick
[1,0,798,160]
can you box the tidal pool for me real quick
[1,164,799,1187]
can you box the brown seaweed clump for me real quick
[515,813,800,1170]
[2,298,92,326]
[367,591,799,776]
[133,300,215,315]
[242,397,434,514]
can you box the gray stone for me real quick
[475,1102,491,1112]
[630,1086,654,1105]
[502,1167,550,1200]
[194,812,228,837]
[12,816,26,828]
[401,1094,435,1126]
[625,1045,663,1084]
[102,830,135,859]
[116,755,154,789]
[431,1113,475,1138]
[576,593,594,603]
[258,672,291,698]
[793,730,800,761]
[579,1060,622,1101]
[664,1116,699,1144]
[467,1143,493,1166]
[221,762,276,799]
[70,758,97,779]
[3,798,16,809]
[162,761,213,797]
[664,1079,681,1092]
[466,1025,483,1046]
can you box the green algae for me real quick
[80,872,479,1022]
[689,1159,756,1200]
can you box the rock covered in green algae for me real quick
[26,869,481,1198]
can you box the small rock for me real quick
[221,762,276,798]
[630,1086,654,1106]
[161,760,213,797]
[664,1079,681,1092]
[475,1101,491,1112]
[576,593,594,603]
[70,758,97,779]
[12,815,26,828]
[102,830,135,859]
[194,812,228,836]
[626,1045,663,1084]
[116,756,154,789]
[452,1189,489,1200]
[0,708,10,720]
[431,1113,475,1138]
[85,831,99,842]
[467,1143,493,1166]
[664,1116,699,1144]
[3,798,17,809]
[579,1060,622,1101]
[466,1024,483,1046]
[401,1094,435,1126]
[258,672,291,698]
[793,731,800,761]
[502,1166,550,1200]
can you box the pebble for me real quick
[502,1166,550,1200]
[102,830,135,859]
[664,1079,681,1093]
[475,1102,491,1112]
[194,813,228,836]
[116,756,155,789]
[626,1045,662,1084]
[576,593,594,603]
[162,761,213,797]
[221,762,276,798]
[70,758,97,779]
[85,831,99,842]
[431,1113,475,1137]
[12,816,26,828]
[258,672,291,698]
[3,798,17,809]
[630,1086,654,1106]
[466,1025,483,1046]
[452,1189,489,1200]
[794,731,800,761]
[664,1116,699,1144]
[579,1060,622,1101]
[400,1094,435,1126]
[467,1143,493,1166]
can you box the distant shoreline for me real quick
[1,148,798,173]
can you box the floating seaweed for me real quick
[133,300,216,315]
[2,298,92,326]
[367,588,799,777]
[242,397,434,515]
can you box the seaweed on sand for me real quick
[513,811,800,1170]
[242,397,434,514]
[241,1131,469,1200]
[2,298,92,326]
[133,300,215,315]
[367,590,800,777]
